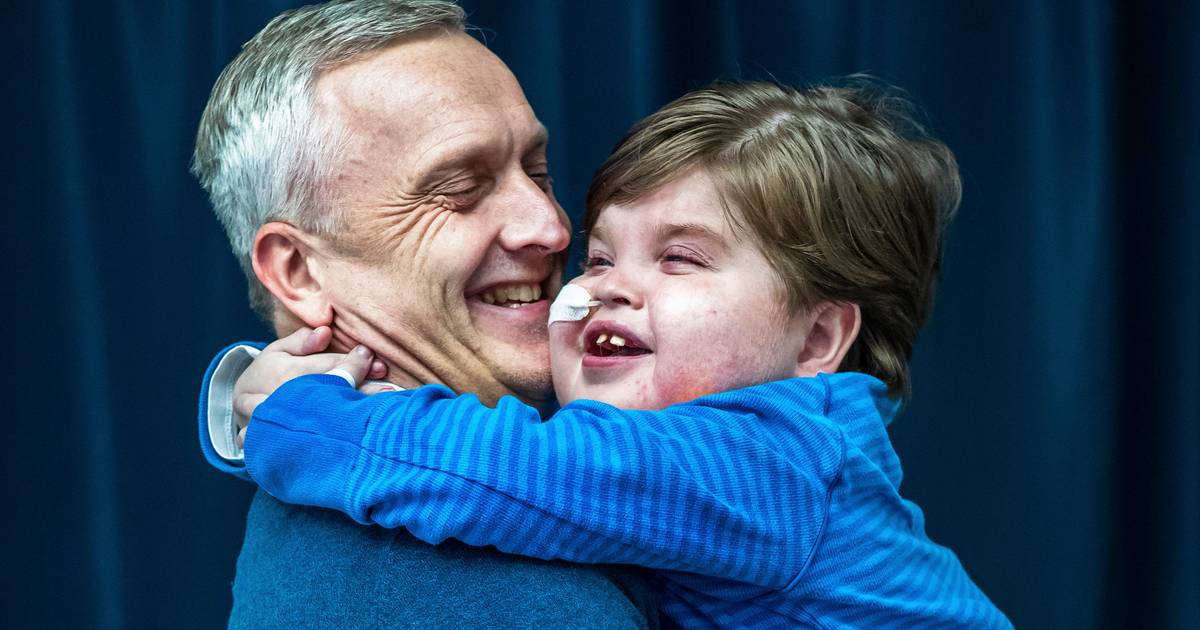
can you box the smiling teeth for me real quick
[480,283,542,305]
[594,334,627,346]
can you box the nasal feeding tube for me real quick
[548,284,601,324]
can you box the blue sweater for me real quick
[200,343,659,629]
[245,371,1011,628]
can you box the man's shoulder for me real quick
[230,490,657,629]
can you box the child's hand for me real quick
[232,326,388,446]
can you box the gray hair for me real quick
[191,0,466,321]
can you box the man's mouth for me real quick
[476,282,545,309]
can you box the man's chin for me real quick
[465,300,554,393]
[466,335,554,404]
[494,353,554,401]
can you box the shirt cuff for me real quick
[206,344,261,462]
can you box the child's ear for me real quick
[795,302,862,377]
[250,222,334,328]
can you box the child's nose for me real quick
[590,267,644,309]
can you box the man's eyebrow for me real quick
[520,124,549,158]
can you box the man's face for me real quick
[312,32,569,404]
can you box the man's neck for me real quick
[274,314,555,410]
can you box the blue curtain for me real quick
[6,1,1195,628]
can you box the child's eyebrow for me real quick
[654,222,725,244]
[588,224,611,246]
[587,222,725,249]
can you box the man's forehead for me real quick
[315,33,525,127]
[312,31,542,166]
[423,117,548,157]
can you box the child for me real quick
[206,81,1010,627]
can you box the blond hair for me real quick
[585,80,961,398]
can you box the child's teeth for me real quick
[596,334,608,345]
[609,335,626,347]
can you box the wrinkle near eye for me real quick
[354,190,457,261]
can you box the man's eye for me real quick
[447,184,480,198]
[438,184,482,209]
[529,172,554,192]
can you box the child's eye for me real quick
[661,246,709,268]
[582,255,613,271]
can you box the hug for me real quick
[193,1,1011,627]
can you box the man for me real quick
[191,1,656,627]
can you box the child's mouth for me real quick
[588,333,652,358]
[581,321,652,368]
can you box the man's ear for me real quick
[250,222,333,328]
[795,302,862,377]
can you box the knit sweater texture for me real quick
[245,371,1011,628]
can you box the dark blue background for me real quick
[4,1,1197,628]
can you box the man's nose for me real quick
[498,175,571,255]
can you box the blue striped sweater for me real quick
[245,371,1010,628]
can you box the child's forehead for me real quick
[590,214,725,246]
[587,174,754,248]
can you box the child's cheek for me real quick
[548,322,582,400]
[653,365,741,407]
[650,293,736,405]
[548,323,579,359]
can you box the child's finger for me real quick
[360,382,403,395]
[282,352,353,380]
[325,345,374,388]
[262,327,313,355]
[299,326,333,355]
[262,325,334,356]
[234,393,269,424]
[369,359,388,380]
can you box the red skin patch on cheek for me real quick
[648,309,731,406]
[653,364,739,407]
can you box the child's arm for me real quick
[245,365,846,590]
[199,341,267,479]
[197,328,393,478]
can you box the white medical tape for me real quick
[548,284,601,324]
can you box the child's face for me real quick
[550,169,815,409]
